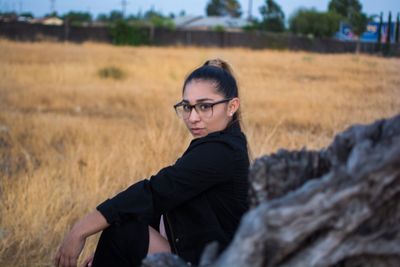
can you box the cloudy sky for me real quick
[1,0,399,19]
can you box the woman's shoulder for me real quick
[185,126,248,160]
[175,134,247,177]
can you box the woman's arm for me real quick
[97,141,236,225]
[55,210,109,267]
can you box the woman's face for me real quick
[181,80,239,138]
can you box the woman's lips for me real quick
[191,128,205,136]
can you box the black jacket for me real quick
[97,122,249,265]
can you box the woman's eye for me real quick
[182,105,191,112]
[199,104,212,111]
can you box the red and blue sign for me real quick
[336,21,397,43]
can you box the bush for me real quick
[62,11,92,27]
[109,20,150,46]
[213,25,225,32]
[98,66,126,80]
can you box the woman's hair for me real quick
[182,59,242,129]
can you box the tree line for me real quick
[206,0,371,38]
[0,0,395,40]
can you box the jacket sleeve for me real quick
[96,141,235,225]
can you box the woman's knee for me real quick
[147,226,171,254]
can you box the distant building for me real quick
[173,15,249,31]
[30,16,63,26]
[173,15,203,28]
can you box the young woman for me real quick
[55,59,250,267]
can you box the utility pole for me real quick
[50,0,55,15]
[248,0,253,21]
[121,0,128,18]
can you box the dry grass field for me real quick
[0,39,399,266]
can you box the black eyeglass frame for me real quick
[173,98,233,118]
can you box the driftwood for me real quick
[143,114,400,267]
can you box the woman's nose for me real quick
[188,107,201,122]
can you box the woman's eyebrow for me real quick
[196,98,214,102]
[182,98,214,103]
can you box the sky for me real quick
[0,0,399,20]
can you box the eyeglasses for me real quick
[174,98,232,119]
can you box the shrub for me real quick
[98,66,126,80]
[108,20,150,46]
[213,25,225,32]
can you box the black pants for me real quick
[91,219,150,267]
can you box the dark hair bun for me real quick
[203,59,233,75]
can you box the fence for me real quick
[1,22,399,56]
[153,28,400,55]
[0,22,111,43]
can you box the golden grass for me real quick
[0,39,399,266]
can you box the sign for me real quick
[336,21,397,43]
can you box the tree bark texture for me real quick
[143,114,400,267]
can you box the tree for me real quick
[206,0,242,18]
[328,0,368,53]
[225,0,242,17]
[328,0,362,19]
[386,11,392,44]
[62,11,92,26]
[44,11,58,18]
[95,11,124,23]
[206,0,223,16]
[125,14,139,21]
[349,11,368,53]
[143,9,174,28]
[258,0,285,32]
[109,20,150,45]
[109,10,124,22]
[179,10,186,17]
[289,8,342,38]
[0,11,17,22]
[383,12,393,56]
[143,9,163,21]
[328,0,367,36]
[96,13,109,22]
[19,12,34,19]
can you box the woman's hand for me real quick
[54,210,109,267]
[81,253,94,267]
[55,228,86,267]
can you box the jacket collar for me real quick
[210,120,241,136]
[190,120,242,143]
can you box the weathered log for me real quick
[143,114,400,267]
[142,253,189,267]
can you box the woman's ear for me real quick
[227,98,240,116]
